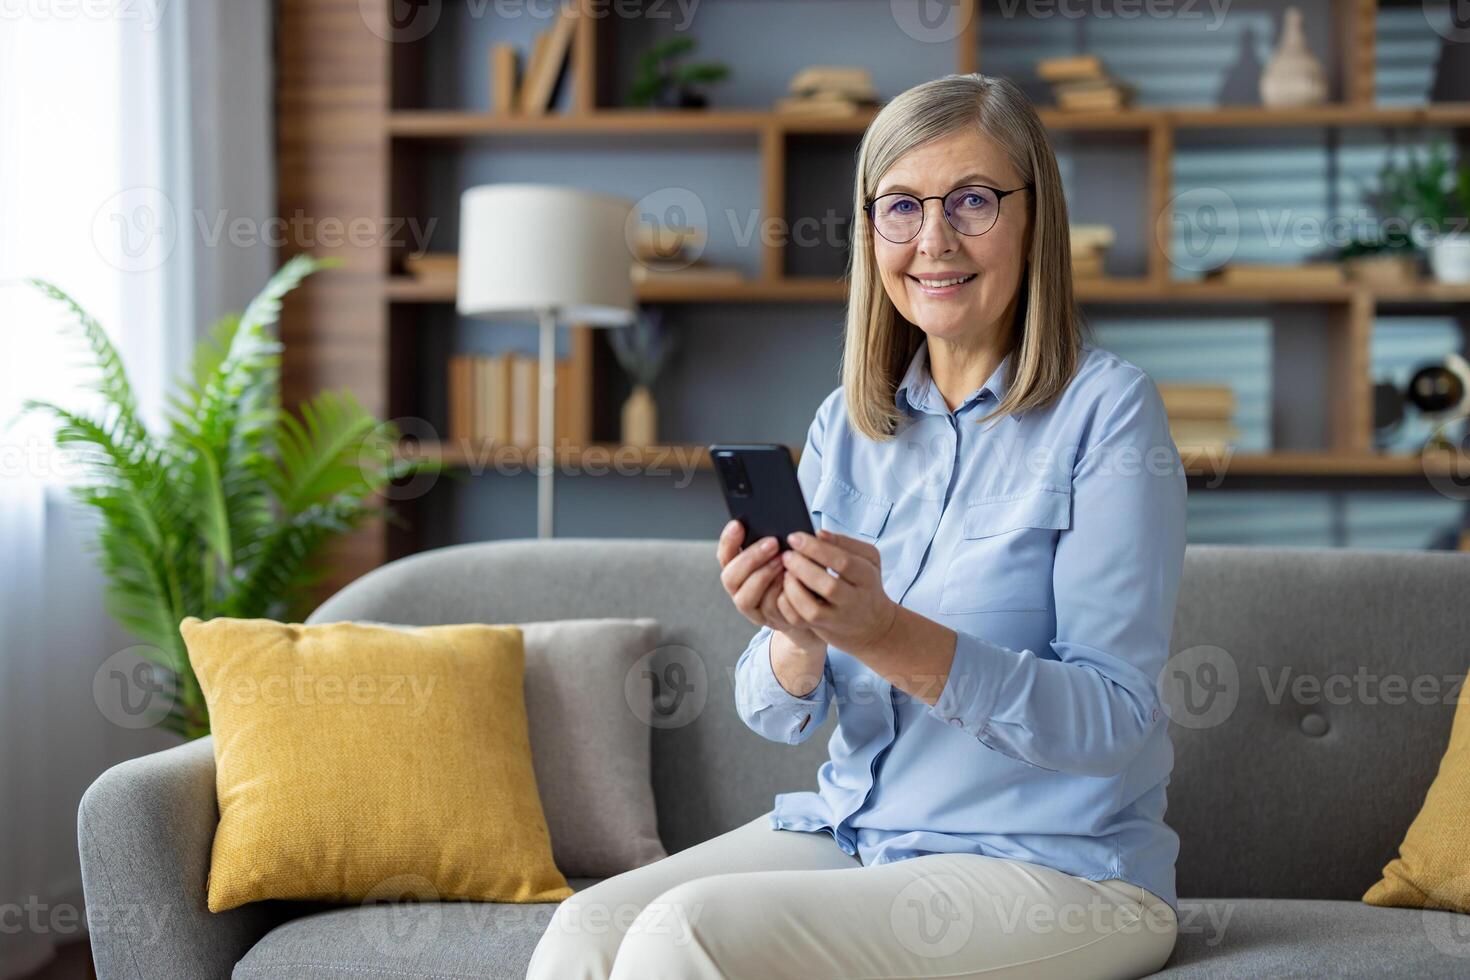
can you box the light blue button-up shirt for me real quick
[733,340,1187,915]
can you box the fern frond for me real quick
[269,390,393,515]
[228,497,380,620]
[25,280,150,447]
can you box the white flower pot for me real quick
[1428,234,1470,284]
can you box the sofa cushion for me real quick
[1158,898,1470,977]
[183,618,571,911]
[233,894,1470,979]
[232,878,601,980]
[1363,661,1470,915]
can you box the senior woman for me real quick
[526,72,1186,980]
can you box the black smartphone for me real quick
[709,444,814,553]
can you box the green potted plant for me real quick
[20,255,432,739]
[627,37,730,109]
[1351,139,1470,284]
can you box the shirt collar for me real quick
[894,342,1016,420]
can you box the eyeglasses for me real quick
[862,182,1032,244]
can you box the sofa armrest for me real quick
[77,736,282,980]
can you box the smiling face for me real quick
[869,127,1032,346]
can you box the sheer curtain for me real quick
[0,4,271,975]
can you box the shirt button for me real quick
[948,717,964,728]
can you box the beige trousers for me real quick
[525,811,1178,980]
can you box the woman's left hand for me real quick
[778,529,899,656]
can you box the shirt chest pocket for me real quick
[938,485,1071,615]
[811,477,893,540]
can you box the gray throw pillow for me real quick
[519,617,668,877]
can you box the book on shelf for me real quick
[1037,54,1106,83]
[1072,252,1106,278]
[788,65,877,99]
[1169,418,1238,449]
[1158,383,1235,420]
[1203,262,1346,287]
[449,353,583,448]
[778,64,879,115]
[509,354,538,446]
[491,42,519,114]
[1036,54,1135,111]
[519,1,579,115]
[1055,79,1135,111]
[1070,224,1114,278]
[519,32,552,113]
[1070,224,1116,251]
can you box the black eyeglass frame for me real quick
[862,182,1033,244]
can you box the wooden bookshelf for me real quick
[280,0,1470,583]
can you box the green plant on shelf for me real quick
[19,254,435,739]
[1344,138,1470,258]
[628,36,730,109]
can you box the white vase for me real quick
[1428,234,1470,284]
[1260,7,1326,108]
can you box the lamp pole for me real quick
[538,306,558,539]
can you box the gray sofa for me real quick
[78,540,1470,979]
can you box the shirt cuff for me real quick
[756,630,828,703]
[927,629,1006,737]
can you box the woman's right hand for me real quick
[716,519,826,658]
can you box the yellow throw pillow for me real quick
[1363,679,1470,914]
[182,617,573,913]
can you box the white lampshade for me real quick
[456,184,637,326]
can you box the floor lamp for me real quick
[457,184,636,538]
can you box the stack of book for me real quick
[1158,383,1237,453]
[447,353,587,448]
[489,0,579,115]
[1070,224,1114,279]
[628,221,742,285]
[1037,55,1135,112]
[774,66,880,117]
